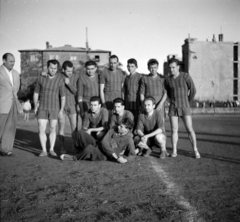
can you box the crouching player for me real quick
[61,117,136,163]
[134,96,168,159]
[60,96,108,161]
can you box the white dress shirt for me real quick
[3,65,14,86]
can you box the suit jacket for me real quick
[0,64,22,114]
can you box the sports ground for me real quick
[1,114,240,222]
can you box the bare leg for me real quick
[68,113,77,132]
[38,119,48,153]
[182,115,200,158]
[49,119,58,152]
[170,116,179,156]
[58,114,65,136]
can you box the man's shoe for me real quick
[49,150,57,157]
[160,150,169,159]
[195,151,201,159]
[170,153,177,158]
[39,151,48,157]
[142,149,152,157]
[1,151,14,157]
[60,154,75,161]
[117,156,127,163]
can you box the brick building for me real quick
[19,42,111,88]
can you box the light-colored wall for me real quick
[187,41,236,101]
[88,52,111,66]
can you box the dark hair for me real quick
[109,54,119,62]
[144,96,156,105]
[168,58,180,66]
[62,61,73,70]
[127,58,138,68]
[147,58,159,67]
[113,98,125,106]
[47,59,60,68]
[122,118,134,130]
[85,60,97,68]
[90,96,101,104]
[2,53,14,60]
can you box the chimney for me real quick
[212,34,216,42]
[86,27,89,51]
[219,34,223,42]
[46,41,49,49]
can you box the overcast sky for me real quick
[0,0,239,73]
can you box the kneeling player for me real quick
[134,96,168,159]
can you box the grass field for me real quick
[1,114,240,222]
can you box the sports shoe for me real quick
[117,156,127,164]
[160,150,169,159]
[60,154,75,161]
[49,150,57,157]
[170,153,177,158]
[39,151,48,157]
[137,142,149,149]
[142,149,152,157]
[195,151,201,159]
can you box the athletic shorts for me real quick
[168,107,191,117]
[64,105,77,115]
[37,110,59,120]
[134,133,166,148]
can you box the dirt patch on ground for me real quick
[1,114,240,221]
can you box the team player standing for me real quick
[0,52,200,161]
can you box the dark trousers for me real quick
[0,101,17,153]
[74,130,106,161]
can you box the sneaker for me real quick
[170,153,177,158]
[160,150,169,159]
[117,156,127,164]
[39,151,48,157]
[137,142,149,149]
[195,151,201,159]
[49,150,57,157]
[135,148,139,155]
[60,154,75,161]
[142,149,152,157]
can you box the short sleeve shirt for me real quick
[82,107,108,130]
[136,110,164,134]
[77,73,100,102]
[34,74,65,111]
[100,68,125,93]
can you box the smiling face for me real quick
[144,99,155,114]
[169,62,180,76]
[3,54,15,71]
[109,58,118,71]
[63,66,73,78]
[48,63,58,77]
[90,101,101,113]
[86,65,97,77]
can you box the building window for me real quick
[30,55,37,62]
[234,45,238,62]
[233,79,238,96]
[49,55,59,60]
[95,55,100,62]
[234,63,238,78]
[70,56,77,61]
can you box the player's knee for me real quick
[155,134,165,144]
[49,126,57,133]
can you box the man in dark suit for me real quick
[0,53,22,156]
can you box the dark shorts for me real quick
[168,107,191,117]
[64,105,77,115]
[37,110,59,120]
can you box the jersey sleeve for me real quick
[34,77,41,94]
[139,76,146,95]
[99,69,106,84]
[184,73,196,102]
[77,76,84,99]
[59,79,66,97]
